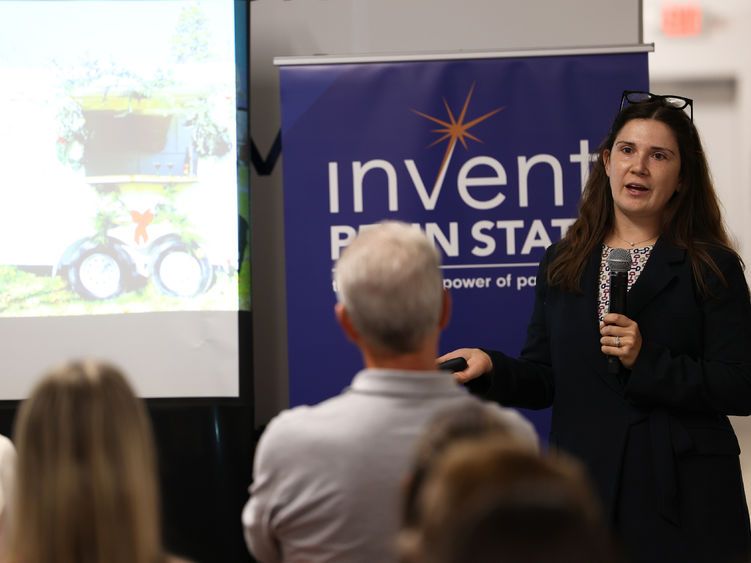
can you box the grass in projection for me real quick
[0,1,249,317]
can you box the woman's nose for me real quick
[630,154,649,175]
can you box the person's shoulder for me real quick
[678,241,749,299]
[530,240,568,286]
[0,434,15,464]
[253,409,311,469]
[0,435,13,451]
[659,239,741,272]
[264,392,350,432]
[475,400,540,450]
[688,242,744,281]
[540,240,568,266]
[258,404,315,444]
[255,395,351,454]
[703,242,742,267]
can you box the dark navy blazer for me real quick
[473,238,751,563]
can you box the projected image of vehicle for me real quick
[54,87,230,300]
[0,1,240,316]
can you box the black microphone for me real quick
[606,248,631,375]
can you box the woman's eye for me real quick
[620,146,633,154]
[652,152,666,160]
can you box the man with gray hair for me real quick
[242,220,537,562]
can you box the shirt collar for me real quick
[348,368,466,397]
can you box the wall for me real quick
[642,0,751,509]
[249,0,644,426]
[643,0,750,262]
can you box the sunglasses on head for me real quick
[619,90,693,123]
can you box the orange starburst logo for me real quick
[413,83,504,191]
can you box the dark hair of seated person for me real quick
[401,401,537,530]
[398,436,624,563]
[436,484,624,563]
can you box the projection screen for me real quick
[0,1,247,399]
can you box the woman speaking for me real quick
[441,91,751,563]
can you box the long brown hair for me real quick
[10,360,163,563]
[549,97,738,294]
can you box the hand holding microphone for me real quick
[601,248,642,372]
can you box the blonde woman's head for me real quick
[10,360,162,563]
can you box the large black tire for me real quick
[68,247,126,300]
[152,242,213,297]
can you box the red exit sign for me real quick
[661,2,703,37]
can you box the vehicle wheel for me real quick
[152,243,213,297]
[69,248,125,300]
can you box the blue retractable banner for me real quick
[279,49,648,436]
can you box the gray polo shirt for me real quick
[242,368,538,563]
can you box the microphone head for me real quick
[607,247,631,274]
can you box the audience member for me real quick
[401,401,538,529]
[399,436,623,563]
[7,359,189,563]
[0,434,15,555]
[242,220,537,562]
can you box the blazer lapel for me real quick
[627,238,687,319]
[581,247,625,393]
[581,240,686,393]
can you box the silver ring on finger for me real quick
[615,336,620,348]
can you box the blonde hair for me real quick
[10,360,163,563]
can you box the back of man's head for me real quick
[334,221,443,355]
